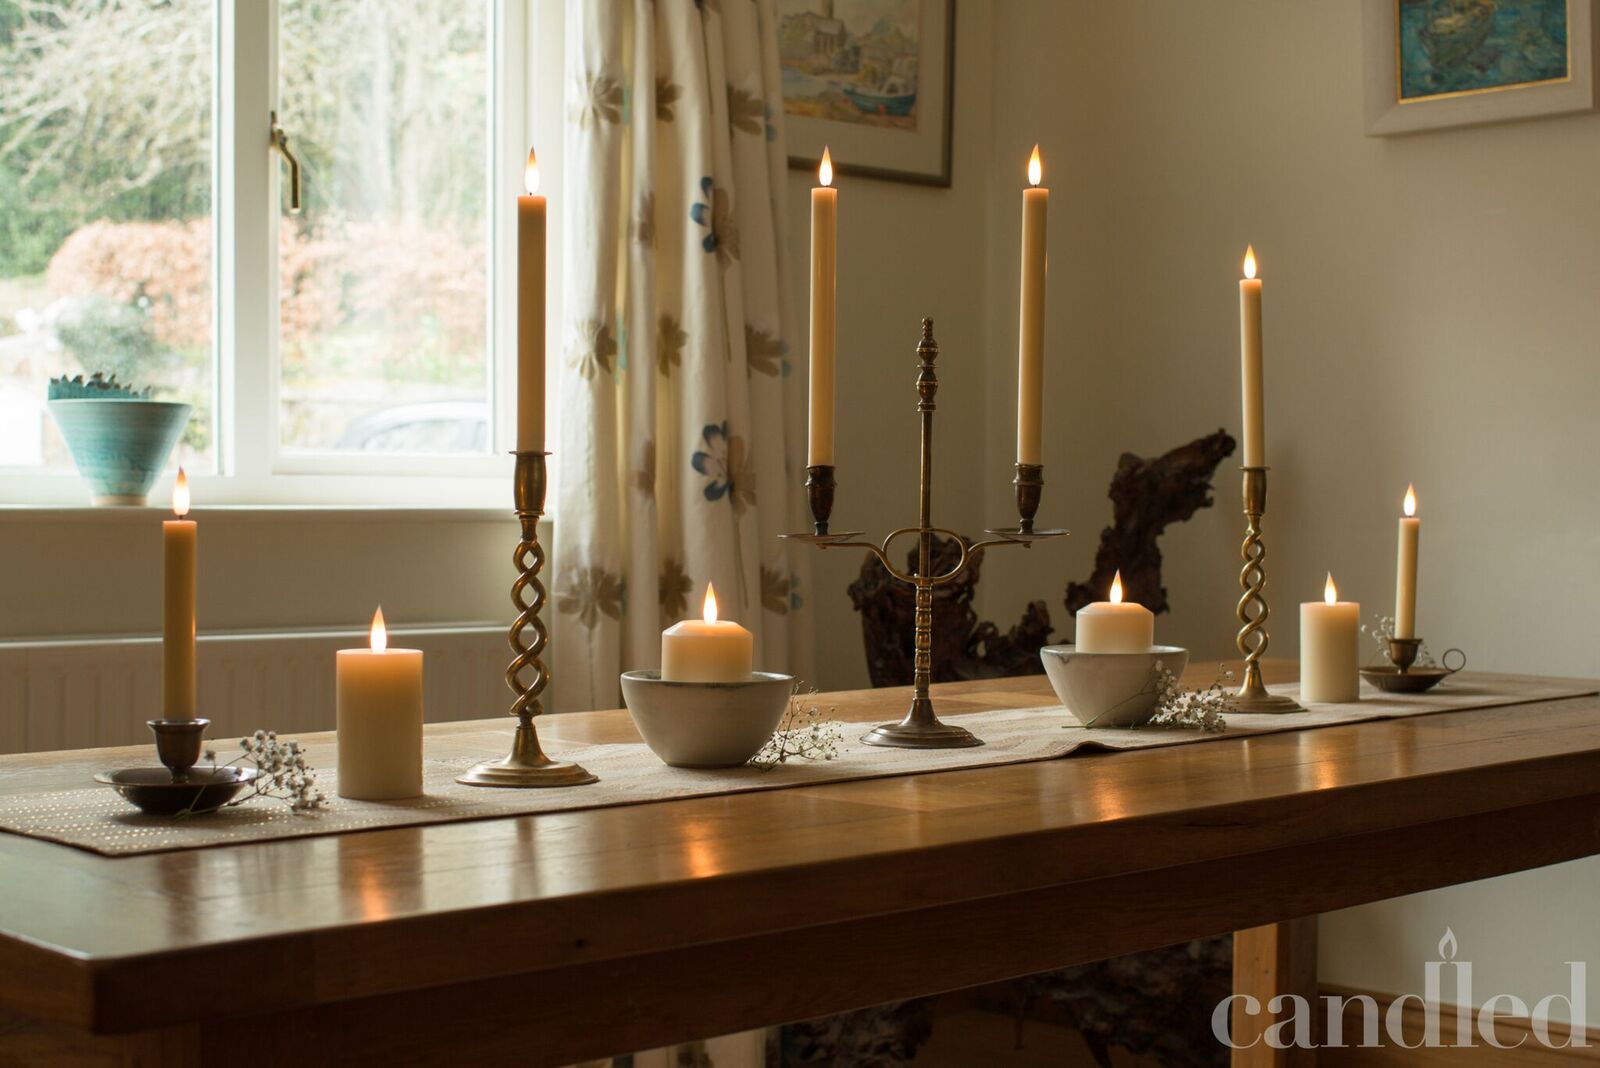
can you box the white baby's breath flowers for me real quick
[1145,661,1231,733]
[751,686,843,769]
[185,731,328,817]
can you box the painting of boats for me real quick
[779,0,923,130]
[1399,0,1570,100]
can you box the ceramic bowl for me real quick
[1039,645,1190,728]
[620,670,795,768]
[47,398,192,505]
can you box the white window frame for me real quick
[2,0,559,509]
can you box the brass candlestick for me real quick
[458,451,597,787]
[782,319,1066,748]
[1228,466,1303,714]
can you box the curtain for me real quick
[553,0,813,715]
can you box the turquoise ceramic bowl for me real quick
[48,399,192,506]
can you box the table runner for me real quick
[1,672,1592,856]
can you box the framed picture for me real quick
[778,0,955,186]
[1364,0,1596,135]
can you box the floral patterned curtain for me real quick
[553,0,813,713]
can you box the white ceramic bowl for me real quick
[1039,645,1190,728]
[620,670,795,768]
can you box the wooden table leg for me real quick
[1231,918,1319,1067]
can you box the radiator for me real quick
[0,626,509,755]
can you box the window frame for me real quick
[1,0,547,509]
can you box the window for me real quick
[0,0,544,506]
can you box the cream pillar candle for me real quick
[1301,573,1360,703]
[808,148,837,466]
[162,468,197,720]
[337,608,424,801]
[1395,484,1420,639]
[1074,571,1155,653]
[517,147,547,452]
[1239,246,1266,468]
[662,584,754,682]
[1017,145,1048,466]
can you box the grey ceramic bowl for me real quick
[620,670,795,768]
[47,398,191,505]
[1039,645,1190,728]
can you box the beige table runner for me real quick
[0,672,1592,856]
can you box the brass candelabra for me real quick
[1228,466,1303,714]
[782,319,1066,748]
[458,451,598,787]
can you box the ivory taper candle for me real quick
[808,148,837,466]
[517,147,547,452]
[1395,484,1420,639]
[162,468,197,720]
[1301,573,1360,703]
[1074,571,1155,654]
[337,608,425,800]
[1017,144,1048,466]
[1239,245,1266,468]
[662,584,754,682]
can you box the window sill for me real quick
[0,504,521,525]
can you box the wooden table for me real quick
[2,664,1599,1067]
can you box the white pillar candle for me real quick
[1239,246,1266,468]
[1395,483,1420,639]
[516,148,546,452]
[1301,573,1360,703]
[808,148,837,467]
[1017,145,1048,466]
[337,608,424,800]
[1074,571,1155,653]
[162,468,197,720]
[662,584,754,682]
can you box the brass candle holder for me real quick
[783,319,1066,749]
[1228,466,1304,714]
[458,451,597,787]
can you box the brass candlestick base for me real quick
[1228,466,1304,715]
[783,319,1066,749]
[459,452,597,788]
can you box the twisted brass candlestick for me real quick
[782,319,1066,748]
[458,451,597,787]
[1228,466,1303,714]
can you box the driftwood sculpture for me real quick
[847,537,1052,687]
[1065,428,1236,620]
[849,430,1235,687]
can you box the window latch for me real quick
[269,111,302,215]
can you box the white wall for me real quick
[969,0,1600,1021]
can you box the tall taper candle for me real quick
[517,148,546,452]
[163,468,197,719]
[1017,145,1048,466]
[1395,484,1420,639]
[809,148,837,466]
[1239,245,1265,468]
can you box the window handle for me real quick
[269,110,302,215]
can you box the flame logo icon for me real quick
[1438,927,1458,961]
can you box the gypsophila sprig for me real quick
[1361,613,1435,666]
[751,685,842,769]
[1145,661,1231,733]
[183,730,327,818]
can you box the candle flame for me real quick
[1404,483,1417,517]
[1027,144,1042,187]
[524,147,540,195]
[370,607,387,652]
[1110,570,1124,605]
[1243,245,1257,280]
[172,467,190,517]
[1325,572,1338,605]
[818,147,833,188]
[703,583,719,624]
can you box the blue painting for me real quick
[1399,0,1570,100]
